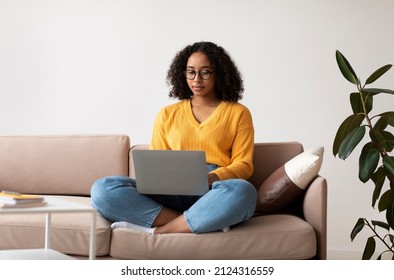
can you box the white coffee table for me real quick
[0,196,96,260]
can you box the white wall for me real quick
[1,0,394,259]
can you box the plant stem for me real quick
[358,83,373,130]
[365,219,394,253]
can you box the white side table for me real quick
[0,196,96,260]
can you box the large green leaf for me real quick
[370,129,394,152]
[387,201,394,231]
[385,112,394,126]
[389,234,394,244]
[383,156,394,176]
[365,64,393,85]
[379,111,394,117]
[336,50,358,85]
[371,167,386,207]
[362,236,376,260]
[351,218,365,241]
[333,114,365,156]
[359,144,379,183]
[376,112,394,129]
[378,189,394,212]
[350,92,373,114]
[374,115,390,131]
[363,88,394,95]
[381,131,394,152]
[371,220,390,231]
[338,126,366,160]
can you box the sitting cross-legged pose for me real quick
[91,41,257,234]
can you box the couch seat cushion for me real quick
[109,214,316,259]
[0,196,111,257]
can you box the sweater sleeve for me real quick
[149,108,171,150]
[211,108,254,180]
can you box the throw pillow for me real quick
[255,146,324,214]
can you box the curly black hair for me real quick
[166,41,244,102]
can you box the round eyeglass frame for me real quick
[184,70,215,80]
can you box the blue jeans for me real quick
[90,164,257,233]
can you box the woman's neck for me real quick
[190,95,221,108]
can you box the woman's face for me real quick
[185,52,216,99]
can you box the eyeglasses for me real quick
[184,70,215,80]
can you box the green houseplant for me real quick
[333,50,394,260]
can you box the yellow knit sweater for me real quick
[150,100,254,180]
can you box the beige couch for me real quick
[0,135,327,259]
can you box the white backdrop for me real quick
[1,0,394,259]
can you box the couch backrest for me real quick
[0,135,130,196]
[129,142,304,188]
[0,137,304,197]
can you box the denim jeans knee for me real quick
[184,178,257,233]
[90,176,163,227]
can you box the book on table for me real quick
[0,191,47,208]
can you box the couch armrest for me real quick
[303,176,327,260]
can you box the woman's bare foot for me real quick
[154,214,192,234]
[152,207,180,227]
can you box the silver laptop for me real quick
[132,150,209,195]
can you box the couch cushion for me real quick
[109,214,316,260]
[0,135,130,196]
[256,147,324,214]
[0,196,112,257]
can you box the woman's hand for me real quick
[208,173,220,188]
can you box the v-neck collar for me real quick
[184,99,224,128]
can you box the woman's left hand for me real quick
[208,173,220,188]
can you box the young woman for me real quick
[91,41,257,234]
